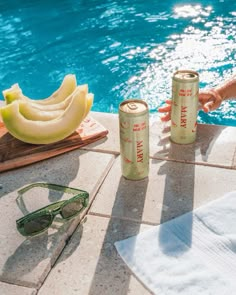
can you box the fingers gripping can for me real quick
[170,70,199,144]
[119,99,149,180]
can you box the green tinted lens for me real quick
[61,198,84,219]
[22,215,53,235]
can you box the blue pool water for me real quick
[0,0,235,126]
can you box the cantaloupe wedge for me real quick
[3,74,77,105]
[0,89,87,144]
[22,84,88,111]
[18,102,64,121]
[85,93,94,118]
[2,85,22,104]
[18,92,93,121]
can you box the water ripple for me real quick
[0,0,235,125]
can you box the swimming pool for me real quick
[0,0,235,126]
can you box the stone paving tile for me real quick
[90,156,236,225]
[150,120,236,168]
[86,112,236,169]
[38,215,153,295]
[0,281,36,295]
[0,150,115,289]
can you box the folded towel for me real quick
[115,191,236,295]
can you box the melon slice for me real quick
[24,84,88,111]
[3,74,77,105]
[18,102,64,121]
[0,89,87,144]
[84,93,94,118]
[18,91,93,121]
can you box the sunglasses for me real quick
[16,183,89,237]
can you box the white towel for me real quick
[115,191,236,295]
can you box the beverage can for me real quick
[119,99,149,180]
[170,70,199,144]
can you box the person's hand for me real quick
[198,89,223,112]
[158,89,223,122]
[158,99,171,122]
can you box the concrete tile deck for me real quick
[0,282,36,295]
[87,112,236,169]
[150,122,236,169]
[0,111,236,294]
[38,215,153,295]
[0,149,114,289]
[90,156,236,224]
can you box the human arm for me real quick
[158,76,236,121]
[199,76,236,112]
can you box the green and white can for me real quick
[119,99,149,180]
[170,70,199,144]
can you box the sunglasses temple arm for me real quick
[17,183,49,195]
[16,183,89,215]
[16,194,31,215]
[16,183,48,215]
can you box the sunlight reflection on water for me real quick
[122,4,235,125]
[0,1,235,125]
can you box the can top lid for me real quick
[174,70,199,81]
[119,99,147,114]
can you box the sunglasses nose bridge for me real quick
[51,207,62,217]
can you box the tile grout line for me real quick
[81,147,120,156]
[232,147,236,169]
[78,149,236,171]
[150,156,236,170]
[88,211,159,226]
[86,154,118,213]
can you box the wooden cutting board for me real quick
[0,116,108,173]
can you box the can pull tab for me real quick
[184,73,196,79]
[127,102,138,110]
